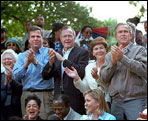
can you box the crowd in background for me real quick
[1,14,147,120]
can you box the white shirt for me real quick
[74,60,111,102]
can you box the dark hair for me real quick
[54,94,70,106]
[28,26,43,38]
[25,95,41,108]
[36,14,44,20]
[1,28,6,33]
[48,114,60,120]
[127,17,140,26]
[52,23,65,33]
[49,23,65,41]
[81,25,93,33]
[24,39,30,51]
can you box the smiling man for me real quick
[42,26,89,115]
[13,26,54,119]
[99,23,147,120]
[52,94,81,120]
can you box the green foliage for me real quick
[1,1,102,39]
[129,1,147,18]
[1,1,119,51]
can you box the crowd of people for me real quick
[1,14,147,120]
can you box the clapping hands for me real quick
[4,66,13,85]
[26,49,36,64]
[91,67,99,80]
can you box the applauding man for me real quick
[42,26,89,115]
[99,23,147,120]
[13,26,54,120]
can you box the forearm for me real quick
[120,55,147,79]
[42,62,54,80]
[74,78,90,93]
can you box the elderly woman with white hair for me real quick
[1,49,22,120]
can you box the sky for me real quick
[75,1,147,34]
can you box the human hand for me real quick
[26,49,36,64]
[111,45,123,65]
[23,114,31,120]
[48,49,55,65]
[137,112,147,120]
[91,67,99,80]
[64,66,80,81]
[55,52,64,62]
[4,66,13,85]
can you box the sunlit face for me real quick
[82,27,92,39]
[84,94,99,114]
[93,44,106,60]
[26,100,40,120]
[60,28,75,51]
[2,53,15,69]
[53,101,69,120]
[29,30,43,50]
[115,25,130,47]
[6,42,18,53]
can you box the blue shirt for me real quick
[12,47,54,90]
[80,112,116,120]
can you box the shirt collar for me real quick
[64,107,71,120]
[62,47,74,55]
[38,46,44,54]
[123,41,133,54]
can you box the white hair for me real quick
[1,49,18,64]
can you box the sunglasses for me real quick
[7,43,17,47]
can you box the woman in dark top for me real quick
[23,95,44,120]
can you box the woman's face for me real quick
[7,42,18,52]
[26,100,40,120]
[82,27,92,39]
[93,44,106,60]
[55,29,62,41]
[84,94,99,114]
[2,53,15,69]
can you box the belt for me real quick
[24,89,54,92]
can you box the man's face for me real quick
[60,28,75,51]
[29,30,43,50]
[36,16,44,28]
[53,101,69,120]
[115,25,130,47]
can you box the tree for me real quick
[129,1,147,18]
[1,1,102,39]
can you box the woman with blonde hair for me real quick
[80,89,116,120]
